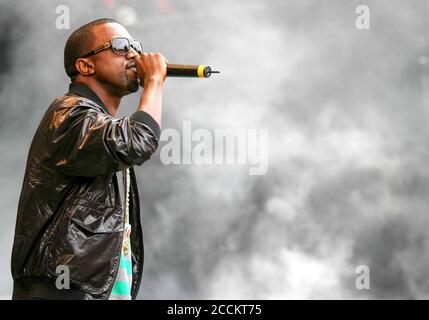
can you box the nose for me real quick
[127,47,140,59]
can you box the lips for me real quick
[126,62,137,75]
[126,62,136,69]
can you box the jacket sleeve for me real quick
[50,102,161,177]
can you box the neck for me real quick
[75,77,122,116]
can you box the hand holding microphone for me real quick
[133,52,219,128]
[134,52,168,87]
[135,52,219,86]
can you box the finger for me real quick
[163,56,169,64]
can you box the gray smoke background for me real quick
[1,0,429,299]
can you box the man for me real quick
[10,18,167,300]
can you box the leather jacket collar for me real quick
[68,81,111,116]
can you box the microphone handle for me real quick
[167,64,214,78]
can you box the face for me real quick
[83,23,140,95]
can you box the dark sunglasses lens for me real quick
[131,41,142,54]
[112,38,130,55]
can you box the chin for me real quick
[126,79,139,93]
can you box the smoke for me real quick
[1,0,429,299]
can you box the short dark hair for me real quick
[64,18,120,81]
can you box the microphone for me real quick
[166,64,220,78]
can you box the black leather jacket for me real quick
[11,82,160,300]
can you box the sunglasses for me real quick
[80,36,143,58]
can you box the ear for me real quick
[75,58,95,76]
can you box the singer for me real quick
[11,18,167,300]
